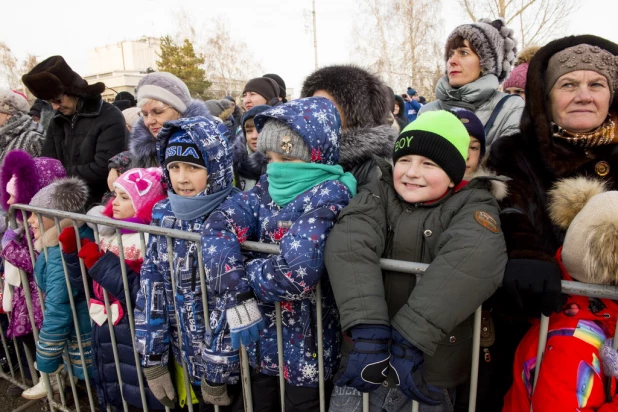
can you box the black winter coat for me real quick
[65,250,164,410]
[42,96,126,206]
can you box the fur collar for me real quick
[466,166,510,201]
[37,218,77,251]
[129,99,210,168]
[0,113,43,148]
[521,35,618,177]
[339,124,397,172]
[231,132,268,180]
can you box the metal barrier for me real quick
[1,203,617,412]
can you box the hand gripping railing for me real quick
[3,203,618,412]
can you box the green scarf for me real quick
[267,162,357,207]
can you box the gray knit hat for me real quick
[29,177,89,213]
[204,99,234,120]
[0,89,30,115]
[445,18,517,83]
[257,119,311,162]
[136,72,191,114]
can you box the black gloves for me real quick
[502,259,562,316]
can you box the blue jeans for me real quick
[328,384,455,412]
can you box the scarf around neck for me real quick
[435,75,500,112]
[267,162,357,207]
[168,185,238,220]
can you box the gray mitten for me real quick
[201,376,232,405]
[144,366,176,408]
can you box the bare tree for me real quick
[172,10,263,98]
[457,0,577,47]
[0,42,20,89]
[350,0,444,99]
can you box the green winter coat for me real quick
[325,161,507,387]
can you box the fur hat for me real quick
[393,111,470,184]
[242,78,280,106]
[0,89,30,115]
[29,177,89,213]
[1,150,66,213]
[22,56,105,100]
[548,177,618,285]
[300,65,391,129]
[263,73,287,102]
[112,167,166,222]
[136,72,191,114]
[445,18,517,82]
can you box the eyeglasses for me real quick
[139,105,171,119]
[47,95,64,105]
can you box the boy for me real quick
[450,108,486,179]
[404,88,422,122]
[325,110,507,411]
[202,97,357,411]
[232,105,270,191]
[134,116,241,409]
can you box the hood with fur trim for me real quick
[157,115,234,195]
[231,131,268,181]
[339,124,397,172]
[1,150,66,212]
[301,65,391,129]
[521,35,618,176]
[129,99,211,168]
[466,166,510,201]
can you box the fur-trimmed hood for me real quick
[466,166,510,201]
[301,65,392,129]
[339,124,397,172]
[231,131,268,181]
[36,218,87,252]
[1,150,66,212]
[129,99,210,168]
[521,35,618,176]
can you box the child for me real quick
[232,105,270,191]
[202,96,357,411]
[133,116,241,410]
[324,110,506,411]
[450,108,486,180]
[59,167,167,411]
[22,177,94,399]
[503,178,618,411]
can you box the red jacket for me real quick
[503,250,618,412]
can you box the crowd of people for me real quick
[1,16,618,412]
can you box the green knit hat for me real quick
[393,110,470,184]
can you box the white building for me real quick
[85,37,160,102]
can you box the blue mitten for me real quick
[389,329,443,405]
[333,324,391,392]
[226,297,264,350]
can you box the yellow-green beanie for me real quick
[393,110,470,183]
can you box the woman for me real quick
[419,18,524,148]
[0,89,45,164]
[129,72,210,168]
[482,34,618,411]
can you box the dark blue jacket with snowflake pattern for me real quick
[202,97,354,387]
[133,116,241,386]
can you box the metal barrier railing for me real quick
[2,203,618,412]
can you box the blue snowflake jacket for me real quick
[134,116,240,386]
[202,97,354,387]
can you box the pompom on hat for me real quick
[445,18,518,82]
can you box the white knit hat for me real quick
[0,89,30,115]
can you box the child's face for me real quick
[393,155,454,204]
[244,120,259,152]
[266,151,306,163]
[465,137,482,178]
[107,168,120,192]
[167,162,208,197]
[242,92,267,111]
[112,188,136,219]
[27,214,54,241]
[504,87,525,101]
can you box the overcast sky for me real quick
[2,0,618,97]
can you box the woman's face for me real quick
[140,100,181,138]
[447,40,482,88]
[549,70,612,133]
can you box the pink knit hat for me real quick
[113,167,166,222]
[503,62,528,90]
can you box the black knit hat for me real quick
[164,130,206,169]
[242,78,280,106]
[263,73,287,102]
[393,111,470,184]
